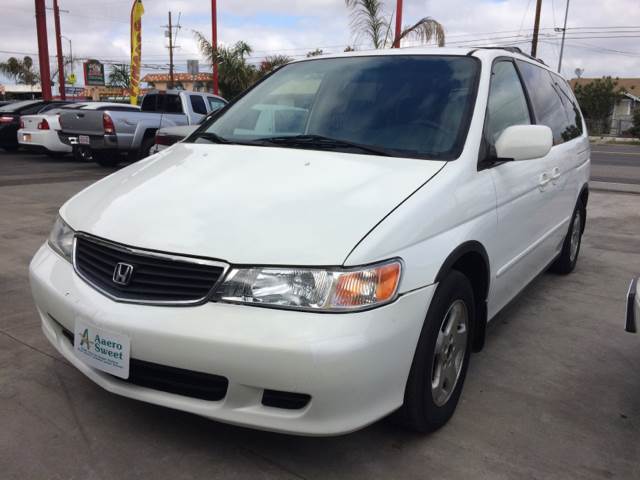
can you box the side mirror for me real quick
[495,125,553,161]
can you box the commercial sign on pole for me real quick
[83,60,105,86]
[129,0,145,105]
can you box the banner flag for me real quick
[129,0,144,105]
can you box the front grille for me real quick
[57,320,228,401]
[74,235,226,304]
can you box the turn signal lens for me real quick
[214,260,402,312]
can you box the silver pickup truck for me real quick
[58,90,226,166]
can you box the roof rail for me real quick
[467,46,546,66]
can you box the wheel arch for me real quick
[435,241,490,352]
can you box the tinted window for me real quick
[208,97,226,112]
[190,95,207,115]
[141,94,158,111]
[196,56,481,160]
[164,95,183,113]
[516,60,570,145]
[486,61,531,142]
[552,74,583,141]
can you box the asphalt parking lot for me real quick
[1,150,639,479]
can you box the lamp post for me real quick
[61,35,73,77]
[211,0,219,95]
[557,0,571,73]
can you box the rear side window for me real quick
[190,95,207,115]
[141,95,158,111]
[164,95,183,113]
[552,74,584,141]
[486,60,531,142]
[516,61,571,145]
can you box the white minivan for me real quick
[30,47,590,436]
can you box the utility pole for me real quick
[53,0,66,99]
[211,0,219,95]
[168,11,174,89]
[393,0,403,48]
[34,0,52,100]
[557,0,571,73]
[531,0,542,57]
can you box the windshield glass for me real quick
[191,55,479,159]
[0,100,39,112]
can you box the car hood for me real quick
[62,143,445,265]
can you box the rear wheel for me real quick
[398,270,474,432]
[139,136,156,160]
[94,150,120,168]
[550,199,585,274]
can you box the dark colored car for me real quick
[0,100,70,151]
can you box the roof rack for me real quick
[467,46,546,66]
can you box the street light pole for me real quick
[531,0,542,57]
[62,36,73,78]
[393,0,403,48]
[34,0,52,100]
[211,0,219,95]
[53,0,66,99]
[557,0,571,73]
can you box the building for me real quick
[570,77,640,135]
[0,83,42,100]
[141,73,213,92]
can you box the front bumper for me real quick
[30,243,435,435]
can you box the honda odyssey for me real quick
[30,47,590,435]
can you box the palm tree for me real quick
[108,64,130,88]
[344,0,445,49]
[0,56,40,85]
[194,31,260,99]
[259,55,293,76]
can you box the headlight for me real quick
[48,215,75,262]
[213,259,402,311]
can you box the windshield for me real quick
[190,55,479,160]
[0,100,39,112]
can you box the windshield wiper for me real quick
[255,134,394,157]
[190,131,232,144]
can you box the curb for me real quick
[590,181,640,195]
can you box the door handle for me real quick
[550,167,561,184]
[538,172,551,191]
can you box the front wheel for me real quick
[398,270,474,432]
[550,199,585,274]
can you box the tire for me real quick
[2,145,19,152]
[139,136,156,160]
[397,270,474,432]
[550,199,585,274]
[93,151,120,168]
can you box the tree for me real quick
[259,55,293,76]
[108,64,130,88]
[306,48,323,58]
[194,31,259,99]
[0,56,39,85]
[574,77,622,134]
[344,0,444,49]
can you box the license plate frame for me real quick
[74,320,130,379]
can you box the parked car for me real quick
[30,47,590,436]
[152,101,228,153]
[58,91,227,166]
[626,277,638,333]
[0,100,70,151]
[18,102,140,158]
[0,100,16,107]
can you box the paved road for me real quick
[1,149,639,479]
[591,143,640,185]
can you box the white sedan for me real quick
[18,102,139,157]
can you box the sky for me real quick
[1,0,639,88]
